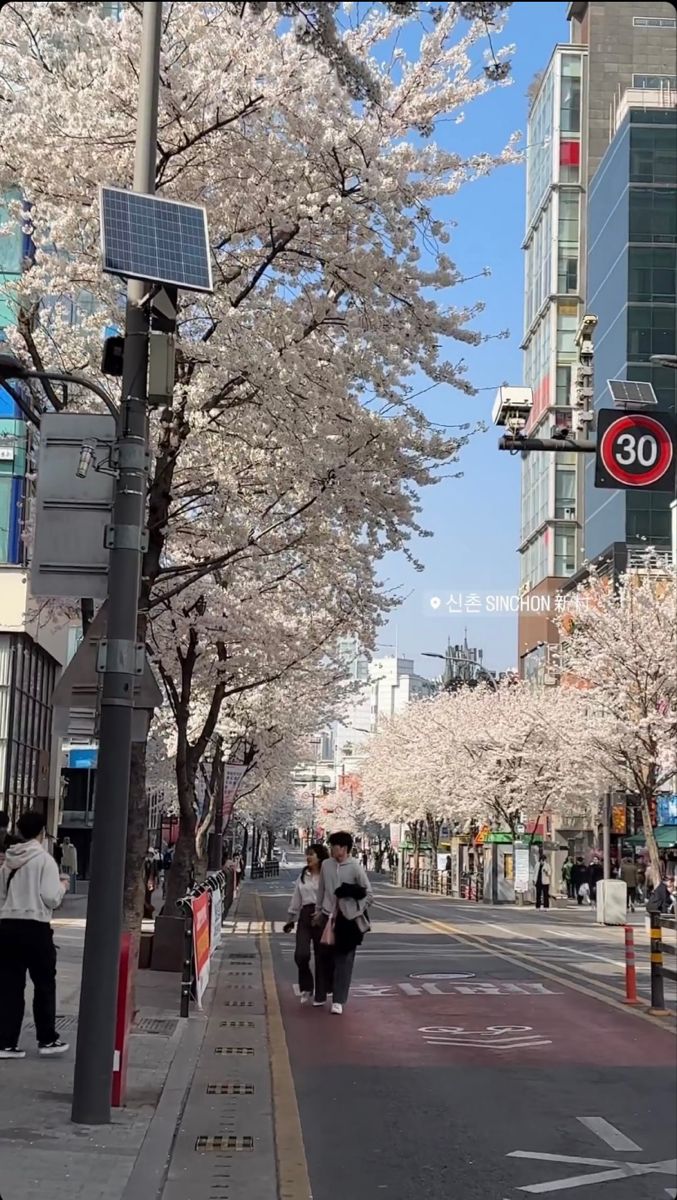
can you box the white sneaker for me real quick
[312,999,325,1007]
[300,992,312,1005]
[38,1038,69,1057]
[331,1002,343,1015]
[0,1047,25,1059]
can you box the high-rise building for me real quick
[517,1,677,677]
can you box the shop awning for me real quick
[626,825,677,850]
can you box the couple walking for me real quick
[284,831,372,1015]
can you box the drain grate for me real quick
[227,952,255,959]
[222,1000,253,1008]
[215,1047,254,1055]
[223,984,253,990]
[220,1020,255,1028]
[133,1017,179,1037]
[195,1135,254,1152]
[223,971,253,977]
[206,1083,255,1095]
[27,1014,78,1034]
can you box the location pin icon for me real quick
[430,596,441,610]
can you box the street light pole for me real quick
[71,1,162,1125]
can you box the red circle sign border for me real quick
[599,413,674,487]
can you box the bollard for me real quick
[623,924,640,1005]
[648,912,670,1016]
[179,902,194,1018]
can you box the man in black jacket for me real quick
[570,857,589,905]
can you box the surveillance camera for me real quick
[575,314,598,348]
[492,386,533,429]
[76,438,97,479]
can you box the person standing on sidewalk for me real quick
[561,854,574,899]
[533,851,551,910]
[315,831,373,1015]
[620,856,638,912]
[60,836,78,895]
[0,809,70,1058]
[283,843,330,1006]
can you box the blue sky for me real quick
[379,1,569,675]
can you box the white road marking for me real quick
[577,1117,641,1152]
[508,1149,677,1194]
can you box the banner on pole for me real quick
[210,886,223,953]
[192,892,211,1007]
[223,764,247,826]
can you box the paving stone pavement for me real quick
[156,889,278,1200]
[0,892,221,1200]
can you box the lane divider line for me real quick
[375,900,676,1035]
[255,892,313,1200]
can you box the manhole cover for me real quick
[133,1017,179,1036]
[206,1083,255,1095]
[195,1135,254,1151]
[215,1046,254,1055]
[408,973,476,981]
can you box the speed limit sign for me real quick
[595,409,676,491]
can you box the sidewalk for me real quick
[0,886,285,1200]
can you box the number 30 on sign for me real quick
[595,409,675,492]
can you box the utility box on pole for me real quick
[32,413,115,599]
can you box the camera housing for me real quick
[491,386,533,434]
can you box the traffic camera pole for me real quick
[72,1,162,1125]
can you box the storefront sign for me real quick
[514,845,530,893]
[192,892,211,1007]
[223,764,246,827]
[657,795,677,826]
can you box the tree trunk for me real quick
[123,741,149,934]
[639,792,661,883]
[164,816,197,910]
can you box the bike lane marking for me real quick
[376,899,677,1034]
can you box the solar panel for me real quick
[607,379,657,408]
[99,186,213,293]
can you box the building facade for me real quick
[584,100,676,559]
[518,0,677,675]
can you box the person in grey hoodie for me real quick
[315,830,373,1015]
[0,809,70,1058]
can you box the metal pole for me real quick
[208,749,225,872]
[623,925,640,1006]
[603,792,611,881]
[72,2,162,1125]
[648,912,669,1016]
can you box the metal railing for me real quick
[389,866,484,901]
[251,861,280,879]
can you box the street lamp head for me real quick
[650,354,677,370]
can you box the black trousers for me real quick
[535,882,550,909]
[295,906,332,1001]
[0,920,58,1047]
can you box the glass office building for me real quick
[585,104,677,559]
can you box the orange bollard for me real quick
[623,924,640,1006]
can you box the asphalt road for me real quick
[259,861,677,1200]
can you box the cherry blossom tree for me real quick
[0,1,518,923]
[556,567,677,882]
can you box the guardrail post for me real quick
[179,898,194,1018]
[648,911,670,1016]
[623,924,640,1005]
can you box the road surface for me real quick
[259,859,677,1200]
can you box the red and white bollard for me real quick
[623,924,640,1006]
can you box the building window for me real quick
[555,467,576,520]
[557,302,578,352]
[632,16,676,27]
[633,73,677,89]
[560,56,582,134]
[630,126,677,184]
[628,247,677,302]
[556,363,572,406]
[559,138,580,183]
[558,254,578,294]
[554,528,576,577]
[629,189,677,244]
[627,305,675,359]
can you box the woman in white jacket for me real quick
[283,843,330,1005]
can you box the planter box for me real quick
[151,914,185,972]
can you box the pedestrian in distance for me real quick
[60,836,78,895]
[589,857,604,903]
[571,856,589,905]
[620,856,638,912]
[283,843,330,1006]
[52,838,63,870]
[0,809,70,1058]
[561,854,574,899]
[314,830,373,1015]
[533,850,551,910]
